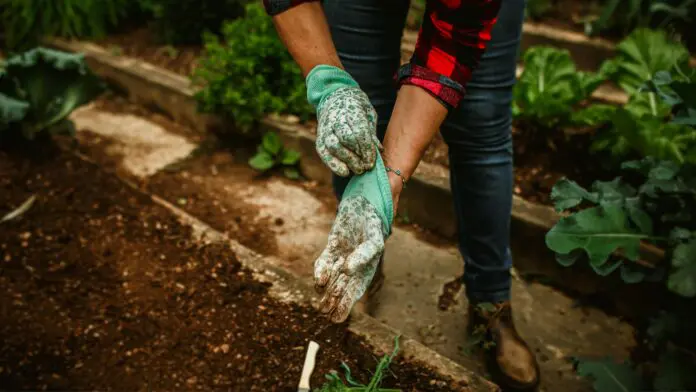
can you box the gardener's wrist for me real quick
[387,171,403,217]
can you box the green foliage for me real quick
[0,47,104,142]
[604,28,690,95]
[0,0,129,51]
[643,69,696,126]
[192,3,313,133]
[591,99,696,165]
[525,0,553,19]
[546,157,696,297]
[513,46,608,129]
[585,0,696,37]
[144,0,250,45]
[248,131,302,179]
[589,31,696,164]
[319,336,402,392]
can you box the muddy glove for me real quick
[306,65,381,177]
[314,153,393,323]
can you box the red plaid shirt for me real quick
[263,0,501,109]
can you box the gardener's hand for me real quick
[314,196,387,323]
[307,65,381,177]
[316,88,381,176]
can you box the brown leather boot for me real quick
[468,301,540,391]
[354,256,385,315]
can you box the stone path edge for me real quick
[68,149,500,392]
[44,37,663,271]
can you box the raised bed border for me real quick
[67,150,498,391]
[45,37,665,308]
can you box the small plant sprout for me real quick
[248,131,302,180]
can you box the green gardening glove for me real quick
[307,65,381,177]
[314,153,393,323]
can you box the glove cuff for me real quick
[306,65,359,110]
[342,153,394,236]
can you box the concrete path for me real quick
[70,102,635,391]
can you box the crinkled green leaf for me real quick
[610,28,690,95]
[248,151,275,171]
[262,131,282,156]
[575,357,648,392]
[596,104,696,164]
[667,235,696,297]
[550,178,599,212]
[571,104,616,127]
[280,148,301,165]
[591,178,637,204]
[591,258,623,276]
[545,205,647,269]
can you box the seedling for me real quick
[318,336,402,392]
[248,131,301,180]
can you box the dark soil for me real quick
[0,144,475,391]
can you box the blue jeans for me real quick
[324,0,525,304]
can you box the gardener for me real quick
[263,0,539,389]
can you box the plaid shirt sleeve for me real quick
[262,0,318,15]
[397,0,502,109]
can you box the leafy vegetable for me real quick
[591,103,696,165]
[319,336,402,392]
[605,28,690,95]
[513,46,608,128]
[192,3,313,133]
[546,157,696,297]
[248,131,302,179]
[0,47,104,142]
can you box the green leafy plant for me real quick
[0,0,129,51]
[589,31,695,163]
[248,131,302,179]
[604,28,690,95]
[546,157,696,297]
[144,0,250,45]
[585,0,696,37]
[513,46,611,129]
[192,3,313,133]
[0,47,104,142]
[319,336,402,392]
[591,94,696,164]
[642,69,696,126]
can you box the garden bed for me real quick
[0,142,474,391]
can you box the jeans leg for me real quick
[441,0,526,304]
[323,0,410,200]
